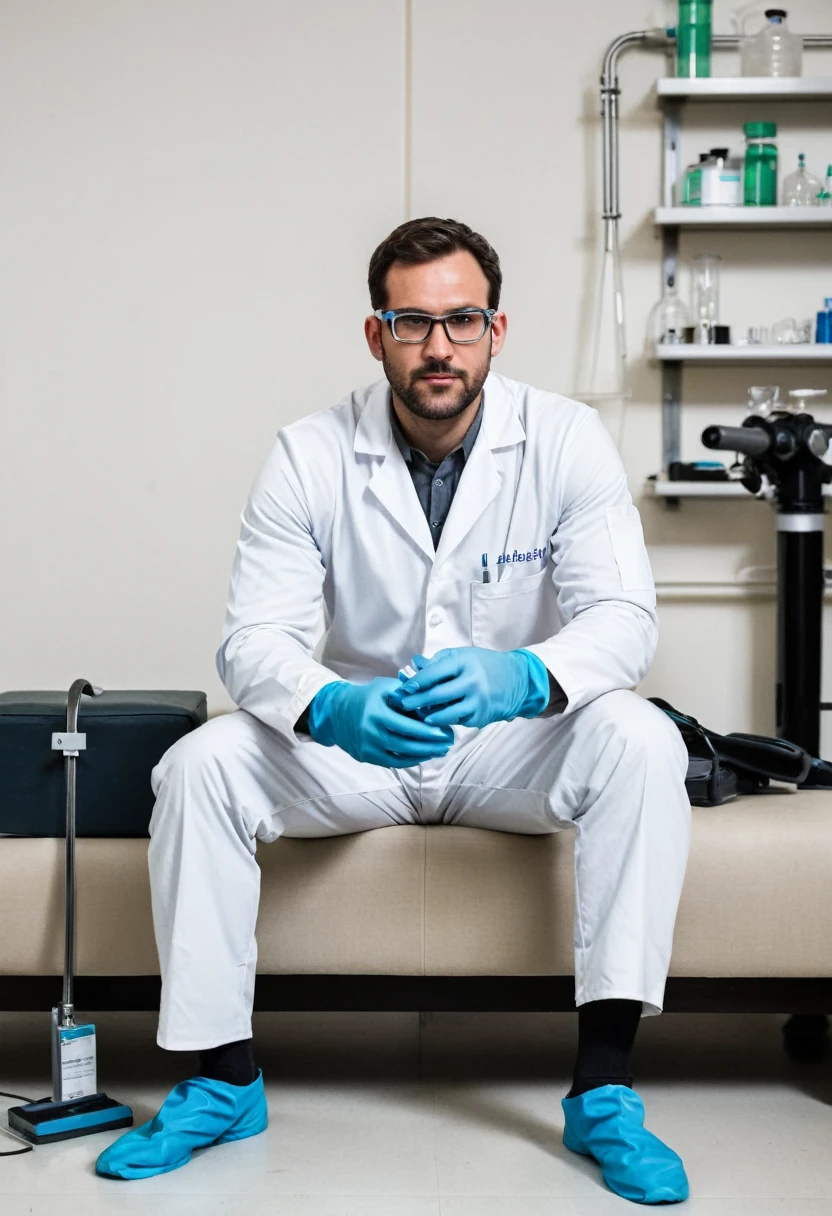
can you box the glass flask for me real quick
[647,280,691,348]
[781,153,823,206]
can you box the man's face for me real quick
[365,250,507,422]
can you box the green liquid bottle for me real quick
[677,0,712,78]
[744,122,778,207]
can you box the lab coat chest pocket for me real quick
[471,567,550,651]
[605,504,654,591]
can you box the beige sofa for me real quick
[2,790,832,1019]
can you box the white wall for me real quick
[2,0,832,738]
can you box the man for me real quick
[96,217,692,1204]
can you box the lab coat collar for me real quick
[434,375,526,567]
[355,373,525,564]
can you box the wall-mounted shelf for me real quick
[657,76,832,101]
[648,477,832,500]
[649,478,752,499]
[655,64,832,491]
[655,206,832,228]
[655,344,832,364]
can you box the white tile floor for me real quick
[1,1009,831,1214]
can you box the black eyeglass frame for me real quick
[373,307,496,344]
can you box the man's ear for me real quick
[364,314,384,362]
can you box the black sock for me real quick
[198,1038,258,1087]
[566,998,642,1098]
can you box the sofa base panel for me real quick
[1,975,830,1014]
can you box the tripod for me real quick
[703,411,832,1059]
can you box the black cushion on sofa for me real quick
[0,690,207,838]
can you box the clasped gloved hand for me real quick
[307,678,455,768]
[387,647,551,729]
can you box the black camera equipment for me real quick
[703,411,832,1061]
[703,412,832,770]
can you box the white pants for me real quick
[148,690,691,1051]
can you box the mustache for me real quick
[414,363,466,380]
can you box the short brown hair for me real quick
[368,217,502,312]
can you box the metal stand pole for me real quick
[51,679,102,1099]
[777,519,824,757]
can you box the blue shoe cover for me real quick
[95,1070,268,1180]
[561,1085,689,1205]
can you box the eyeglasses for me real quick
[374,308,496,344]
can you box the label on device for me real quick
[59,1024,97,1101]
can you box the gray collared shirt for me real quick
[390,394,565,714]
[390,398,484,549]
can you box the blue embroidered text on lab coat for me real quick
[495,545,549,565]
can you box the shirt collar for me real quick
[390,392,485,467]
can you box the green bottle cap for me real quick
[744,121,777,138]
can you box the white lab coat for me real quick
[148,373,690,1050]
[215,371,658,736]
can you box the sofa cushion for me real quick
[1,791,831,978]
[424,827,574,975]
[670,792,832,976]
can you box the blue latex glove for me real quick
[561,1085,689,1204]
[308,678,455,768]
[96,1071,268,1179]
[388,647,551,729]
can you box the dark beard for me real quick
[382,350,491,421]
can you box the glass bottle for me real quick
[743,9,803,77]
[676,0,712,78]
[744,121,778,206]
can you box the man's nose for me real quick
[422,320,454,362]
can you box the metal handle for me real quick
[702,425,772,458]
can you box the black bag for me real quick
[0,690,206,837]
[649,696,832,806]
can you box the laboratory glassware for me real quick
[741,8,803,76]
[781,153,823,206]
[692,254,721,326]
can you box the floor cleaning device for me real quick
[6,679,134,1144]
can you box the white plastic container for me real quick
[686,148,743,206]
[741,9,802,77]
